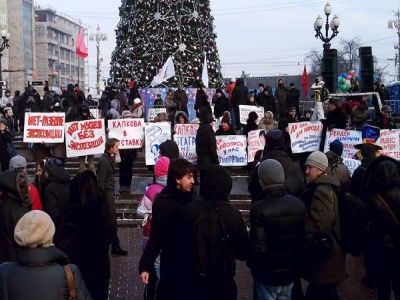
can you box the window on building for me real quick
[23,1,34,73]
[66,64,70,75]
[61,63,65,75]
[71,65,75,76]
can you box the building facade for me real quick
[0,0,36,94]
[35,7,85,89]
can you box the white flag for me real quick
[202,53,209,88]
[150,56,176,87]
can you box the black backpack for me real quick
[192,202,235,281]
[335,189,369,256]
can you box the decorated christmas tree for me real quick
[110,0,223,88]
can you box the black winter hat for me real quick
[264,129,284,152]
[159,140,180,160]
[200,165,232,202]
[248,111,258,123]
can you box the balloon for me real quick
[345,79,351,88]
[341,72,347,78]
[340,77,346,84]
[346,74,352,79]
[341,84,347,92]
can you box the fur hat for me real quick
[258,159,285,189]
[14,210,55,248]
[133,98,141,105]
[305,151,329,171]
[154,156,170,178]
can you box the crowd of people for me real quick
[0,78,398,300]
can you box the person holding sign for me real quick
[153,94,164,109]
[77,103,96,173]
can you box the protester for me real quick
[213,88,231,119]
[196,114,219,179]
[165,89,177,124]
[9,155,43,210]
[376,105,396,129]
[249,159,305,300]
[139,158,196,300]
[174,83,189,116]
[184,165,249,300]
[106,99,121,120]
[130,98,144,118]
[11,90,20,132]
[97,138,127,256]
[58,171,113,300]
[194,84,212,119]
[77,103,95,173]
[311,79,328,121]
[248,129,304,201]
[74,83,86,109]
[225,78,236,101]
[0,210,92,299]
[325,140,351,191]
[301,151,345,300]
[119,110,137,195]
[216,113,235,135]
[231,78,249,131]
[324,98,347,130]
[0,89,12,108]
[278,106,298,133]
[258,111,277,131]
[3,107,14,132]
[153,94,164,108]
[115,83,129,113]
[360,156,400,300]
[287,83,301,118]
[154,112,168,122]
[0,170,31,263]
[243,111,259,137]
[350,97,369,131]
[175,111,189,124]
[246,93,258,106]
[159,139,180,160]
[274,78,288,120]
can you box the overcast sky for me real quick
[35,0,399,89]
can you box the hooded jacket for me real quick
[0,170,30,263]
[231,78,248,107]
[0,246,92,300]
[106,99,120,120]
[77,103,93,121]
[196,122,219,171]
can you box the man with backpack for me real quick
[249,159,305,300]
[184,164,249,300]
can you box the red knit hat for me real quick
[154,156,170,178]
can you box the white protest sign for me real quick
[90,108,100,119]
[23,112,65,143]
[247,130,265,163]
[288,121,323,154]
[323,129,362,158]
[239,105,264,125]
[147,108,167,122]
[216,135,247,166]
[343,158,361,176]
[377,129,400,160]
[65,119,106,157]
[145,122,172,165]
[108,118,145,149]
[173,124,199,163]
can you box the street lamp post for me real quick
[0,29,10,97]
[90,25,107,95]
[388,10,400,81]
[314,2,340,93]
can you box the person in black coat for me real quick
[11,90,20,132]
[249,159,305,300]
[0,119,12,172]
[243,111,259,137]
[213,88,231,119]
[257,88,276,116]
[174,83,189,117]
[286,83,301,118]
[196,114,219,178]
[216,114,235,136]
[231,78,249,130]
[248,129,305,201]
[0,210,92,300]
[58,171,113,300]
[0,170,30,264]
[323,98,347,130]
[42,158,71,235]
[184,165,250,300]
[139,158,196,300]
[194,85,211,119]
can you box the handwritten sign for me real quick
[173,124,199,163]
[239,105,264,125]
[377,129,400,160]
[323,129,362,158]
[23,112,65,143]
[247,130,265,163]
[145,122,172,165]
[108,118,145,149]
[65,119,106,157]
[216,135,247,166]
[90,108,100,119]
[288,121,323,154]
[343,158,361,176]
[147,108,167,122]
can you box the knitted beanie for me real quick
[14,210,55,248]
[305,151,329,171]
[154,156,170,178]
[9,155,28,170]
[258,159,285,189]
[329,139,344,157]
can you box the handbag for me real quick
[64,264,77,300]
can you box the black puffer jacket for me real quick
[249,150,305,201]
[196,123,219,171]
[44,165,71,228]
[231,78,249,108]
[0,246,92,300]
[0,170,30,263]
[249,186,306,285]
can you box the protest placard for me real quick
[65,119,106,157]
[288,121,323,153]
[23,112,65,143]
[89,108,100,119]
[377,129,400,160]
[323,129,362,158]
[173,124,199,163]
[239,105,264,125]
[145,122,172,165]
[216,135,247,166]
[108,118,145,149]
[343,158,361,176]
[147,108,167,122]
[247,130,266,163]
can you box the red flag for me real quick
[76,28,88,59]
[301,65,310,96]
